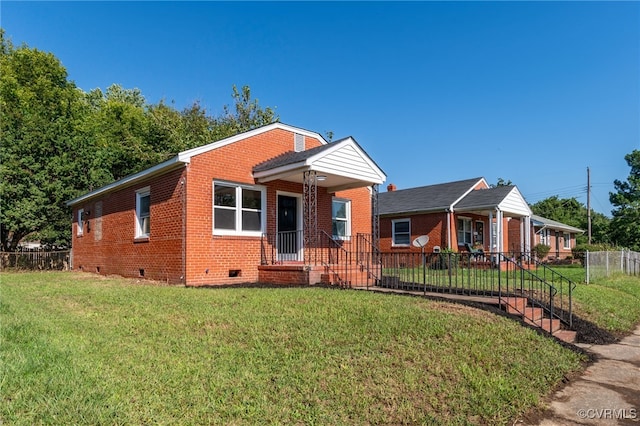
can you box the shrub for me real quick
[532,244,551,259]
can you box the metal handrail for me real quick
[517,253,575,327]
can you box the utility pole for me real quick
[587,167,592,244]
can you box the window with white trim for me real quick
[539,229,549,245]
[392,219,410,246]
[136,188,150,238]
[77,209,84,236]
[332,198,351,239]
[457,217,472,245]
[213,182,265,236]
[563,232,571,249]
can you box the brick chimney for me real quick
[387,183,397,192]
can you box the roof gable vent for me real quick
[294,133,305,152]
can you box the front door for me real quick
[277,195,301,261]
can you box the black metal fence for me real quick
[1,250,71,271]
[378,251,574,327]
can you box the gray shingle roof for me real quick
[531,214,584,233]
[379,177,483,215]
[455,186,515,210]
[252,143,334,172]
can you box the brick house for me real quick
[67,123,386,286]
[378,177,533,257]
[509,214,584,261]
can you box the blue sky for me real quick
[3,1,639,216]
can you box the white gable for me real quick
[498,187,532,217]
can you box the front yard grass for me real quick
[1,272,585,425]
[571,273,640,335]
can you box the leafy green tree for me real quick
[609,150,640,250]
[0,31,84,250]
[490,178,512,187]
[530,196,610,245]
[211,85,278,140]
[77,84,163,188]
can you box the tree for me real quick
[0,32,84,250]
[530,196,610,245]
[490,178,512,188]
[609,150,640,250]
[211,85,278,140]
[77,84,162,188]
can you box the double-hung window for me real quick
[563,232,571,249]
[136,188,150,238]
[332,199,350,239]
[540,229,549,245]
[392,219,410,246]
[457,218,472,245]
[213,182,265,236]
[77,209,84,236]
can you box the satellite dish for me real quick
[412,235,429,248]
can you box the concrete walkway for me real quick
[533,324,640,425]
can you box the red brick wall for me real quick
[379,212,448,253]
[71,167,186,284]
[183,129,328,286]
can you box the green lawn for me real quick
[1,272,586,425]
[571,273,640,334]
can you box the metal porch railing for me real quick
[260,231,381,287]
[378,251,574,329]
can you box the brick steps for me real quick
[500,296,574,343]
[320,263,380,287]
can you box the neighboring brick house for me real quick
[509,215,584,261]
[67,123,386,286]
[378,177,533,256]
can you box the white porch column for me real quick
[524,215,531,255]
[489,210,495,252]
[496,209,503,254]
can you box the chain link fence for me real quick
[585,250,640,283]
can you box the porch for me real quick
[259,231,381,288]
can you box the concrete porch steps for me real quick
[499,296,572,342]
[320,263,380,288]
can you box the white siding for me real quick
[313,144,383,182]
[497,187,532,216]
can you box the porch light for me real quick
[316,175,327,181]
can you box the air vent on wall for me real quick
[294,133,305,152]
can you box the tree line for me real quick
[2,30,639,251]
